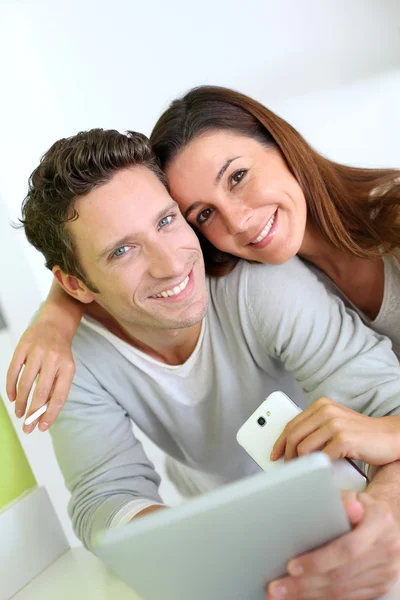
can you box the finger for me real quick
[267,573,328,600]
[37,364,74,431]
[271,431,287,460]
[271,399,341,460]
[287,498,386,575]
[273,399,353,462]
[334,562,400,600]
[340,489,358,504]
[25,365,58,420]
[311,396,353,415]
[296,424,335,457]
[328,546,400,591]
[23,393,53,435]
[322,435,355,462]
[342,496,364,525]
[284,412,335,461]
[344,583,398,600]
[271,412,311,460]
[14,352,43,418]
[6,347,28,402]
[23,404,47,433]
[268,560,399,600]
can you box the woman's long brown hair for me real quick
[151,85,400,276]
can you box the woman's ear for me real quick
[52,266,96,304]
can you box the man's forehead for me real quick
[72,167,168,222]
[80,166,166,205]
[68,170,176,259]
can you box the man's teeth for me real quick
[250,212,276,244]
[151,275,190,298]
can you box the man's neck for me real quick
[84,303,202,366]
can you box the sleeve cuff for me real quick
[109,499,165,528]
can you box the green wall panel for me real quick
[0,396,36,510]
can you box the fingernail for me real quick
[23,424,33,434]
[270,450,276,460]
[270,584,287,599]
[15,409,23,418]
[8,395,15,402]
[288,561,304,576]
[39,422,49,431]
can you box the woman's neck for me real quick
[298,225,357,283]
[298,225,385,320]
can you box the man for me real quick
[20,129,400,599]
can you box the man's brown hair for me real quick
[20,129,166,292]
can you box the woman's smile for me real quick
[248,209,278,247]
[166,131,307,266]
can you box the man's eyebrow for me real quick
[184,157,241,220]
[97,201,178,261]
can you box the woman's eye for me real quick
[158,215,174,229]
[113,245,130,258]
[196,208,214,226]
[230,169,247,187]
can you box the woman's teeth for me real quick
[250,212,276,244]
[152,275,190,298]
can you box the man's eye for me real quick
[158,215,174,229]
[196,208,213,226]
[230,169,247,187]
[113,245,130,258]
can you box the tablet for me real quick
[95,453,349,600]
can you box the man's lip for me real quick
[148,269,193,299]
[247,210,277,245]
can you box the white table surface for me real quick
[11,548,142,600]
[11,547,400,600]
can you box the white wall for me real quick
[2,0,400,305]
[0,0,399,547]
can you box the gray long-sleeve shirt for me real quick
[50,257,400,548]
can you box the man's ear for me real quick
[53,266,96,304]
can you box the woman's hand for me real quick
[6,280,83,433]
[6,316,76,433]
[270,397,400,467]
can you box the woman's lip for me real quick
[248,209,278,249]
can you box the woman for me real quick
[7,86,400,467]
[150,85,400,357]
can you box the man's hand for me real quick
[271,398,400,466]
[266,491,400,600]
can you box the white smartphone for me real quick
[237,391,368,493]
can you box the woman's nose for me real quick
[223,203,253,235]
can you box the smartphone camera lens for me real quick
[257,416,266,427]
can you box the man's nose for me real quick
[222,203,253,235]
[146,241,185,279]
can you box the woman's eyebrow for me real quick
[185,201,202,220]
[184,157,242,219]
[215,156,241,184]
